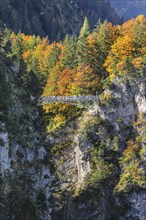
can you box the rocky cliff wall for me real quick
[50,76,146,220]
[0,63,52,220]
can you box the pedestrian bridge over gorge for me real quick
[38,95,99,105]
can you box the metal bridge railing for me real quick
[38,95,99,105]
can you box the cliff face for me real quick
[0,45,146,220]
[1,67,145,219]
[0,15,146,219]
[0,56,52,219]
[50,76,146,220]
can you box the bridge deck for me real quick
[38,95,99,105]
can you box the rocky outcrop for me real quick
[74,134,91,184]
[50,76,146,220]
[0,63,52,220]
[0,124,10,174]
[1,40,145,220]
[125,192,146,220]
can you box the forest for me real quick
[0,13,146,220]
[6,15,146,130]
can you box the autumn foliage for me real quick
[115,114,146,192]
[104,15,146,79]
[10,15,146,130]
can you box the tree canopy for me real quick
[4,15,146,130]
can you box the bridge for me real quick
[38,95,99,105]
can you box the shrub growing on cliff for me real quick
[115,114,146,193]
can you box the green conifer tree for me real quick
[79,17,90,39]
[47,43,61,73]
[61,35,78,69]
[77,17,91,65]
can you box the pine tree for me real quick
[0,175,10,220]
[77,17,91,65]
[61,35,78,69]
[47,43,61,73]
[0,29,12,117]
[11,33,23,62]
[87,20,118,73]
[79,17,90,39]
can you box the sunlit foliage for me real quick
[104,15,146,79]
[9,15,146,129]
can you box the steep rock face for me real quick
[125,192,146,220]
[74,134,91,184]
[0,62,52,220]
[50,77,146,220]
[0,125,10,173]
[91,77,146,219]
